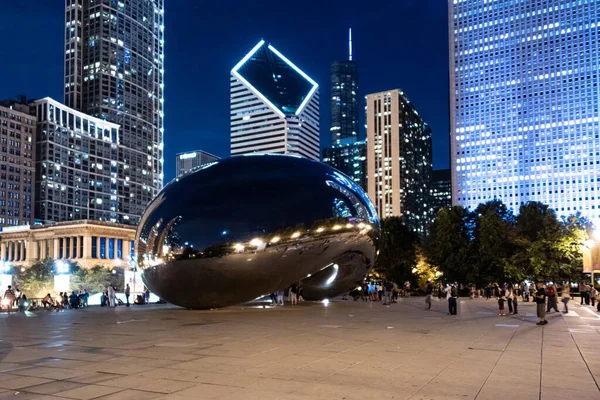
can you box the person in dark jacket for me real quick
[535,283,547,325]
[69,291,79,309]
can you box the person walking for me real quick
[125,283,131,306]
[425,281,433,310]
[590,285,597,307]
[562,284,570,313]
[522,282,529,302]
[535,283,547,325]
[546,283,559,312]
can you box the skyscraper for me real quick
[175,150,219,177]
[230,40,320,161]
[366,89,432,237]
[450,1,600,223]
[0,101,36,227]
[323,29,365,189]
[330,29,359,146]
[64,0,165,224]
[31,98,121,223]
[322,140,367,190]
[431,169,451,216]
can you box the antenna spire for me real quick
[348,28,353,61]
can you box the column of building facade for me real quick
[53,238,60,260]
[0,242,6,262]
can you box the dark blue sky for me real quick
[0,0,449,182]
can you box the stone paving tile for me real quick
[0,376,53,390]
[53,384,124,399]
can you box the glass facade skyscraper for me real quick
[230,40,320,161]
[322,140,367,190]
[64,0,165,224]
[450,0,600,223]
[431,169,451,216]
[330,60,358,145]
[323,29,364,189]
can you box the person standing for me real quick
[404,281,411,298]
[290,283,298,305]
[108,286,116,307]
[3,285,15,312]
[580,282,588,305]
[562,284,570,313]
[362,282,369,302]
[125,284,131,307]
[276,290,284,306]
[297,283,304,303]
[512,288,518,315]
[425,281,433,310]
[535,283,547,325]
[377,283,384,303]
[506,286,513,314]
[498,293,506,316]
[522,282,529,302]
[546,283,559,312]
[589,285,596,307]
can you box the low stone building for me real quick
[0,220,136,269]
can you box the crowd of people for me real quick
[0,283,153,313]
[270,282,305,306]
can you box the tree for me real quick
[425,206,475,283]
[70,265,121,294]
[412,248,442,290]
[14,259,55,298]
[375,217,418,283]
[473,201,517,284]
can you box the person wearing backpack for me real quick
[448,282,458,315]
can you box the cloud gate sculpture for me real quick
[136,155,380,309]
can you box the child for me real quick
[498,294,506,316]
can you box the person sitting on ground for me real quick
[69,291,79,309]
[42,293,54,309]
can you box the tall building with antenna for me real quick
[329,29,359,146]
[323,29,365,189]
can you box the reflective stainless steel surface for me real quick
[136,154,379,309]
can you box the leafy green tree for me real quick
[14,259,55,298]
[375,217,418,283]
[473,201,517,284]
[425,206,475,283]
[70,265,121,294]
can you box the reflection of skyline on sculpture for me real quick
[136,155,379,309]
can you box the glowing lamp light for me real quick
[358,222,365,229]
[322,299,329,306]
[291,232,301,239]
[270,236,281,244]
[234,243,245,252]
[332,225,342,230]
[316,227,325,233]
[249,238,263,247]
[55,261,69,274]
[345,223,352,229]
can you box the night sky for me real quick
[0,0,449,182]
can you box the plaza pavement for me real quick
[0,296,599,400]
